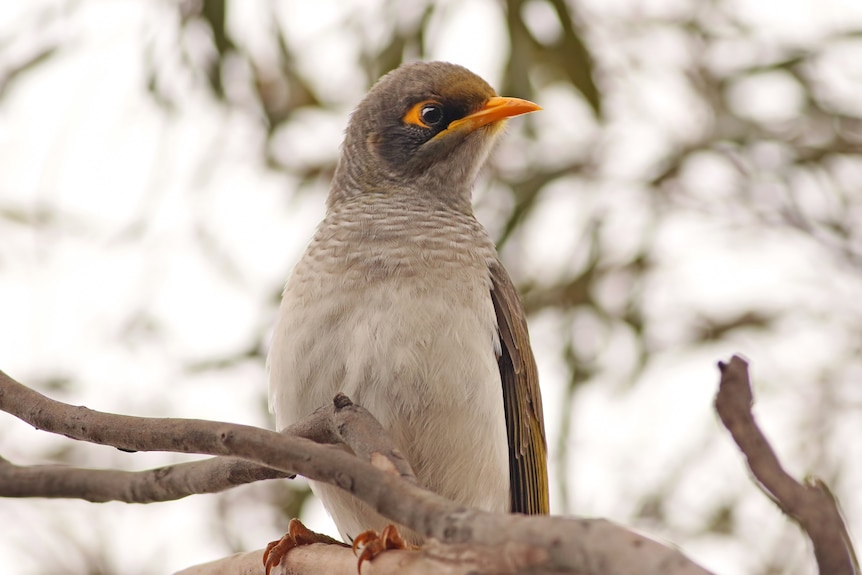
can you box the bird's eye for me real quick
[403,100,446,129]
[419,104,443,126]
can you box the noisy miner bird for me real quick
[265,61,548,572]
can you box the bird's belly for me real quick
[269,271,510,542]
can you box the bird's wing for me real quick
[489,260,550,515]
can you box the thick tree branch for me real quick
[0,368,712,575]
[715,355,859,575]
[175,543,567,575]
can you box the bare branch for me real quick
[286,393,418,484]
[183,536,660,575]
[715,355,859,575]
[0,369,712,575]
[0,454,286,502]
[0,389,415,504]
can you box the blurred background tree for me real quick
[1,0,861,573]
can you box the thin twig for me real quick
[715,355,858,575]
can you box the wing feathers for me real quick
[489,260,549,515]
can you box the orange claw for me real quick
[352,524,413,573]
[263,519,344,575]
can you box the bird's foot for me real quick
[352,524,415,573]
[263,518,346,575]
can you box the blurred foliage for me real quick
[2,0,862,574]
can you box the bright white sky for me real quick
[1,1,862,573]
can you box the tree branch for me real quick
[715,355,859,575]
[0,454,286,502]
[287,393,418,483]
[0,388,416,504]
[176,542,601,575]
[0,368,712,575]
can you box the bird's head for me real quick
[330,61,540,211]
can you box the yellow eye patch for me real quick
[403,100,444,128]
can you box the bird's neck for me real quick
[312,193,495,273]
[324,192,482,237]
[329,176,474,214]
[329,150,476,216]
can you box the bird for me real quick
[265,60,548,572]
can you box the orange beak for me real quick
[445,96,541,134]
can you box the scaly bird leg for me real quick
[263,518,346,575]
[352,524,416,573]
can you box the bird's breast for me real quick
[268,201,510,525]
[271,203,502,423]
